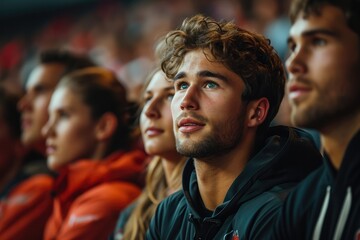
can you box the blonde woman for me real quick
[112,68,187,240]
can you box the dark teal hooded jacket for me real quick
[146,126,322,240]
[272,130,360,240]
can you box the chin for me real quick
[47,158,59,171]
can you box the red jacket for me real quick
[0,151,54,240]
[44,150,146,240]
[0,174,54,240]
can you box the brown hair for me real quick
[160,14,285,135]
[58,67,131,155]
[289,0,360,35]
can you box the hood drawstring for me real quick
[312,186,353,240]
[333,187,352,240]
[313,186,331,240]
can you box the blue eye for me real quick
[312,38,327,46]
[177,82,189,90]
[205,82,218,89]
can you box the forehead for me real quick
[178,49,244,85]
[179,49,216,71]
[26,63,65,90]
[290,5,348,36]
[49,87,81,110]
[146,71,172,91]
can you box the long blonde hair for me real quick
[122,156,186,240]
[121,68,187,240]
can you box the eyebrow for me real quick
[173,70,228,82]
[145,86,174,95]
[287,28,339,44]
[164,86,175,91]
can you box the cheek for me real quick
[61,127,97,160]
[171,94,182,116]
[139,112,147,134]
[34,97,51,120]
[163,111,174,133]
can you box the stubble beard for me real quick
[291,86,360,131]
[175,112,246,161]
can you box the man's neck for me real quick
[321,113,360,169]
[31,140,47,157]
[0,157,23,194]
[194,136,254,211]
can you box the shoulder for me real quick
[73,182,141,212]
[270,166,328,239]
[153,191,187,225]
[148,190,189,239]
[157,190,187,215]
[115,202,137,229]
[286,166,327,208]
[17,174,54,189]
[7,174,54,202]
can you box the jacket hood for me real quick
[52,150,146,204]
[323,129,360,187]
[183,125,322,220]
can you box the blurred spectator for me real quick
[18,49,95,154]
[112,68,187,240]
[1,49,95,239]
[42,67,146,240]
[0,86,52,240]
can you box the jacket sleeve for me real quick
[111,202,137,240]
[246,194,284,240]
[146,201,163,239]
[45,182,140,240]
[271,169,325,240]
[0,175,54,240]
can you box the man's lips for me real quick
[21,118,32,129]
[145,127,164,137]
[178,118,205,133]
[288,84,311,100]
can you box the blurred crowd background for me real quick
[0,0,291,123]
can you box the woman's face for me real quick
[42,86,99,171]
[140,71,178,160]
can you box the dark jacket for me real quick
[146,126,323,240]
[272,130,360,240]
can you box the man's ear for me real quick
[247,97,270,128]
[95,112,118,141]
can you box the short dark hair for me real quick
[0,87,21,138]
[160,14,285,134]
[58,67,131,154]
[39,49,95,77]
[289,0,360,35]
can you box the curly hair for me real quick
[289,0,360,35]
[160,14,285,134]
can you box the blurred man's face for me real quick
[18,63,65,153]
[286,5,360,131]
